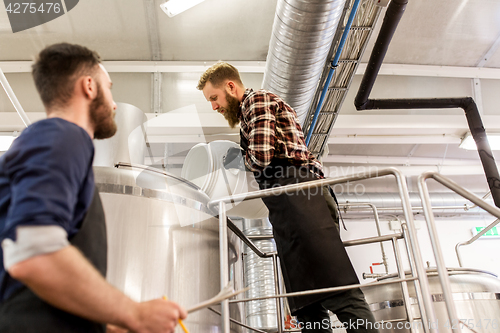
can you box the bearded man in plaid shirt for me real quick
[198,62,378,333]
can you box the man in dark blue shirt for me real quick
[0,43,186,333]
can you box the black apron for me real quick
[0,187,107,333]
[241,133,359,314]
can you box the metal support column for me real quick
[401,223,429,331]
[272,254,284,333]
[393,170,438,333]
[219,201,230,333]
[392,236,416,333]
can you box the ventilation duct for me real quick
[262,0,347,124]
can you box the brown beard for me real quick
[222,91,240,129]
[90,83,117,140]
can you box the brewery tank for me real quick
[362,268,500,333]
[95,164,244,332]
[93,103,244,331]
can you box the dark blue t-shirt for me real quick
[0,118,95,302]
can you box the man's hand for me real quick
[129,299,187,333]
[223,147,246,171]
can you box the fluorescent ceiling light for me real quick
[160,0,205,17]
[459,133,500,150]
[0,136,15,152]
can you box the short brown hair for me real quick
[32,43,101,108]
[197,61,243,90]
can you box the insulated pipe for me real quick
[352,0,500,208]
[355,98,500,208]
[305,0,362,145]
[354,0,408,109]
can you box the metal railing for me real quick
[339,202,389,275]
[455,218,499,267]
[417,172,500,333]
[453,191,498,267]
[208,167,438,333]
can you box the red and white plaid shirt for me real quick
[239,89,324,176]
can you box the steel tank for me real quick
[93,102,147,167]
[362,268,500,333]
[94,164,244,332]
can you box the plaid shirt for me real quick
[239,89,324,176]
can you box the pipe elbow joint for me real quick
[460,97,475,109]
[354,99,372,111]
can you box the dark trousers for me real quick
[0,287,105,333]
[295,288,378,333]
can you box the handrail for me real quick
[225,217,273,258]
[343,233,402,247]
[418,171,500,333]
[340,202,389,274]
[455,191,496,267]
[455,218,500,267]
[211,167,437,333]
[420,173,500,218]
[465,191,491,211]
[228,276,418,304]
[209,168,401,208]
[208,307,268,333]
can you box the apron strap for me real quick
[0,187,107,332]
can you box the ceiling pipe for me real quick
[353,0,500,209]
[354,0,407,108]
[263,0,347,124]
[305,0,362,146]
[335,192,493,214]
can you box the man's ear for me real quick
[226,81,237,95]
[79,76,96,100]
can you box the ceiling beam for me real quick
[3,113,500,136]
[327,134,461,145]
[476,32,500,67]
[355,63,500,79]
[3,62,500,79]
[0,61,267,73]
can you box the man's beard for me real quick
[90,83,117,140]
[222,92,240,129]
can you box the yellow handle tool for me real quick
[162,296,189,333]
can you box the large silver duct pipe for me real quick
[262,0,347,124]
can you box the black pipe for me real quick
[356,97,500,207]
[355,0,408,109]
[353,1,500,208]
